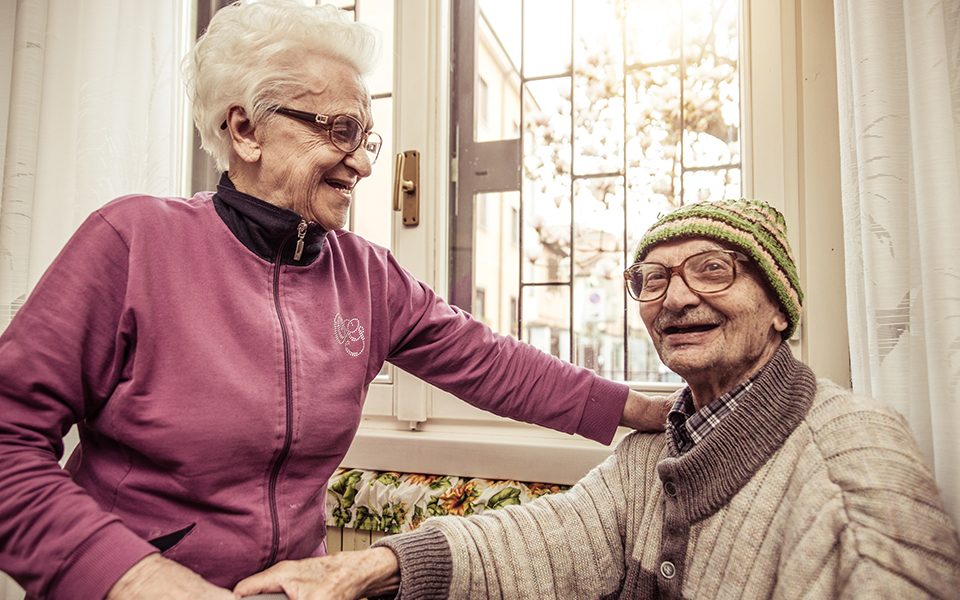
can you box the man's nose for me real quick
[661,273,701,312]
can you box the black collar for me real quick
[212,173,328,265]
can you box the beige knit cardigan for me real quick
[377,344,960,599]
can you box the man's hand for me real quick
[105,553,236,600]
[620,389,672,432]
[233,548,400,600]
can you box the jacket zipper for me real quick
[293,220,308,261]
[264,218,307,567]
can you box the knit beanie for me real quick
[633,199,803,339]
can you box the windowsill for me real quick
[342,422,632,486]
[355,377,681,485]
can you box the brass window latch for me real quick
[393,150,420,226]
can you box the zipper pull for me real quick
[293,219,307,261]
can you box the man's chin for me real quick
[659,346,715,377]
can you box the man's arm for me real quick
[233,548,400,600]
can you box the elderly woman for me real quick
[0,2,668,599]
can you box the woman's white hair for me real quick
[181,0,382,172]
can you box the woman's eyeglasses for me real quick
[221,106,383,164]
[270,106,382,164]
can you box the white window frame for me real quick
[344,0,848,485]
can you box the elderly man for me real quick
[236,199,960,600]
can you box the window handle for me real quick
[393,150,420,226]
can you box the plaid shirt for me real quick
[668,376,756,454]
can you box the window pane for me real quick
[475,192,521,336]
[681,166,741,204]
[524,78,572,176]
[570,176,624,378]
[522,168,571,285]
[350,96,392,246]
[523,0,572,77]
[480,0,521,70]
[624,0,681,65]
[522,284,571,361]
[476,4,522,142]
[359,0,394,96]
[572,0,625,176]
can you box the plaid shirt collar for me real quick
[668,375,757,455]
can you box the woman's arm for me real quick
[0,210,158,600]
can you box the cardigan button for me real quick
[660,561,676,579]
[664,481,677,497]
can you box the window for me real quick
[343,0,843,483]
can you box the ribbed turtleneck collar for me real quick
[212,173,328,265]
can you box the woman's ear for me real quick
[225,104,261,163]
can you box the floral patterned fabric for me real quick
[325,468,570,534]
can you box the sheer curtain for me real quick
[834,0,960,524]
[0,1,188,597]
[0,0,189,332]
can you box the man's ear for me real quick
[773,306,789,333]
[225,104,261,163]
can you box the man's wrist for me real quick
[359,547,401,597]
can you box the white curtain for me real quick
[0,1,187,597]
[834,0,960,525]
[0,0,189,331]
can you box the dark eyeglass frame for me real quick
[623,249,749,302]
[254,106,382,163]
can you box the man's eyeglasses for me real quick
[623,249,749,302]
[270,106,383,164]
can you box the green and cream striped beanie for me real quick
[634,198,803,339]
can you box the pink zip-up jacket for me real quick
[0,179,629,600]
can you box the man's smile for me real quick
[663,323,719,335]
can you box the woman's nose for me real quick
[344,147,373,178]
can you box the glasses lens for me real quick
[684,251,736,293]
[637,265,669,300]
[330,115,362,152]
[364,133,383,164]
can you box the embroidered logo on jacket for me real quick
[334,313,366,357]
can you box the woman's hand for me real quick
[105,553,237,600]
[620,389,672,432]
[233,548,400,600]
